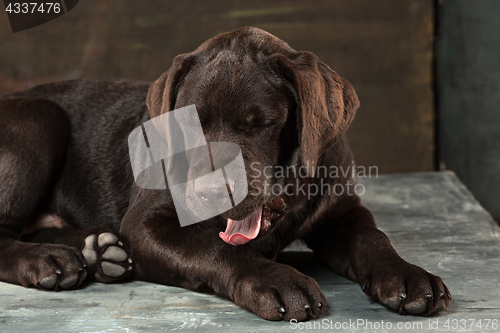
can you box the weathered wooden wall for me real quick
[0,0,434,174]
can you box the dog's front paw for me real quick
[81,231,133,283]
[16,243,87,290]
[232,263,326,322]
[361,260,451,316]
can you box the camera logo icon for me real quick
[128,105,248,227]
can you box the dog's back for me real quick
[6,79,151,229]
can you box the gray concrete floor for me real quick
[1,172,499,332]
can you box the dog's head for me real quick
[146,27,359,245]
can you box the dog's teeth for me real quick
[278,307,285,313]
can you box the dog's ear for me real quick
[146,53,196,118]
[272,52,359,177]
[146,54,196,176]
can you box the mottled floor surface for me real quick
[1,172,499,332]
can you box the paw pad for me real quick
[81,232,132,283]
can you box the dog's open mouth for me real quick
[219,197,287,246]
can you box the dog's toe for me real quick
[382,294,405,311]
[38,276,57,289]
[59,274,79,289]
[404,299,428,315]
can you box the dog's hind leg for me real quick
[0,97,89,290]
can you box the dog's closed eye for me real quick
[234,109,280,133]
[236,122,274,133]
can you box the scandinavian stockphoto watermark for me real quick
[248,161,378,200]
[128,104,248,227]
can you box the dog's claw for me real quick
[278,307,286,313]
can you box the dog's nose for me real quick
[194,178,234,208]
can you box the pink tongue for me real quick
[219,206,262,246]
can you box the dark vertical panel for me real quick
[0,0,434,174]
[437,0,500,221]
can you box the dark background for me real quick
[0,0,498,222]
[436,0,500,223]
[0,0,435,173]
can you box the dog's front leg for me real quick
[120,192,325,321]
[304,202,451,316]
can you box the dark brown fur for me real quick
[0,27,450,321]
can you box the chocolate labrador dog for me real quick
[0,27,450,321]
